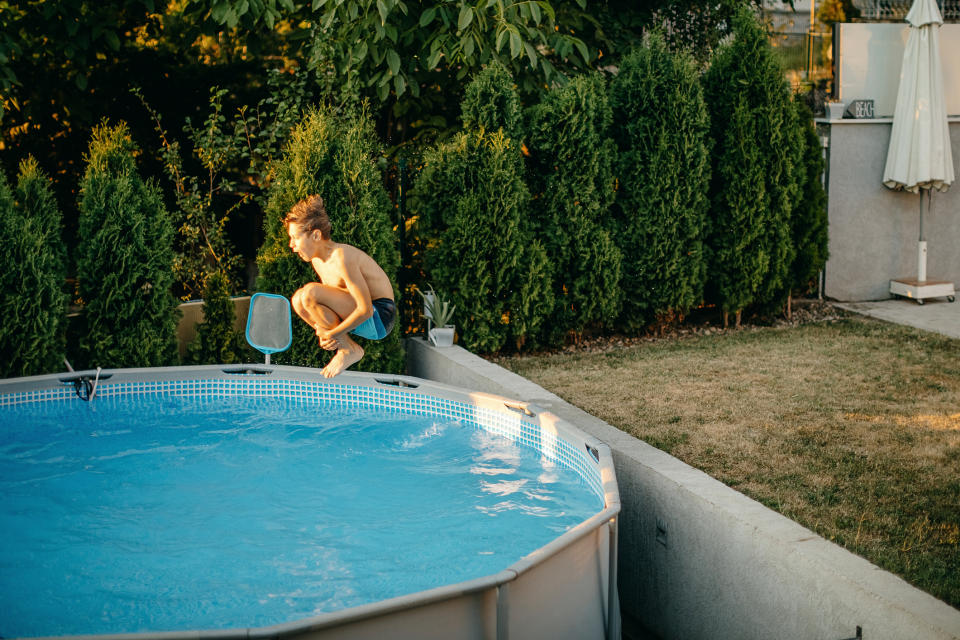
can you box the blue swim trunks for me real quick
[350,298,396,340]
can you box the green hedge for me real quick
[461,62,524,141]
[0,158,68,377]
[525,73,621,344]
[256,105,404,373]
[789,98,829,294]
[413,66,552,353]
[703,8,798,322]
[609,33,711,329]
[75,122,180,368]
[414,128,552,352]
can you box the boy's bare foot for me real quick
[322,341,364,378]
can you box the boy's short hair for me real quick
[285,195,332,239]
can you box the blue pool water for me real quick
[0,391,603,637]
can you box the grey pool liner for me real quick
[0,364,621,640]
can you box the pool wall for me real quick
[406,337,960,640]
[0,365,621,640]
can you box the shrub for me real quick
[703,7,797,324]
[461,62,523,141]
[413,128,552,352]
[0,158,68,377]
[608,33,711,331]
[789,98,829,295]
[75,122,180,368]
[702,94,768,319]
[256,105,404,373]
[185,270,249,365]
[525,73,622,344]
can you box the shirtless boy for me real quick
[285,195,396,378]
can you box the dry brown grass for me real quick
[495,313,960,608]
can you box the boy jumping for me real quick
[284,195,396,378]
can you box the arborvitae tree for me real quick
[185,270,248,365]
[608,33,711,332]
[0,159,68,377]
[704,94,768,322]
[754,85,801,314]
[525,73,621,344]
[414,128,553,353]
[789,98,829,297]
[703,7,797,326]
[461,62,523,141]
[75,122,180,368]
[256,105,404,373]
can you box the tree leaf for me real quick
[393,73,406,96]
[104,30,120,51]
[322,9,337,28]
[210,2,228,23]
[427,49,442,69]
[523,40,536,67]
[537,1,554,21]
[509,31,521,58]
[355,40,368,62]
[574,38,589,64]
[419,6,436,26]
[458,5,474,31]
[377,0,389,24]
[386,49,400,75]
[530,1,541,24]
[495,28,508,53]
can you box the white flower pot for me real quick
[428,326,455,348]
[827,102,846,120]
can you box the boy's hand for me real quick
[316,327,340,351]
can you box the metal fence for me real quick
[763,0,959,100]
[852,0,960,20]
[768,30,833,90]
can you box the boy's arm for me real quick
[319,250,374,339]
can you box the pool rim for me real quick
[0,364,621,640]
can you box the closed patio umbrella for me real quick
[883,0,955,304]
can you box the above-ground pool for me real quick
[0,365,620,640]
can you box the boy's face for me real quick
[287,222,318,262]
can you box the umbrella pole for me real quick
[917,190,927,283]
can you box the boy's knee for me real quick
[293,284,316,304]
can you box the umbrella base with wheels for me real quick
[890,278,956,304]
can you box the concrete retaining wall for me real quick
[406,338,960,640]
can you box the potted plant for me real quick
[416,285,456,347]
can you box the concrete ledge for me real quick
[406,338,960,640]
[176,296,251,359]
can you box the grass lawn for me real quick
[494,309,960,609]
